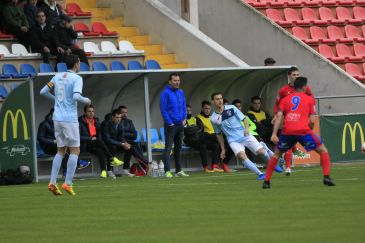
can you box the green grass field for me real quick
[1,164,365,243]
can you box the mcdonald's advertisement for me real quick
[0,81,35,177]
[320,114,365,162]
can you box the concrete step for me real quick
[83,8,112,18]
[92,17,124,27]
[135,44,163,55]
[119,35,150,45]
[161,63,189,69]
[109,26,139,37]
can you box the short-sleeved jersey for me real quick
[48,71,83,123]
[278,92,316,135]
[274,84,313,113]
[210,105,247,143]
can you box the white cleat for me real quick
[285,167,291,176]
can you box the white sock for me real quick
[65,154,78,186]
[50,153,63,185]
[242,158,262,175]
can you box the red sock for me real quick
[265,156,278,181]
[320,152,331,176]
[284,149,293,169]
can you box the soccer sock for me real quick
[284,149,293,169]
[265,156,278,181]
[50,153,64,185]
[65,154,78,186]
[292,145,298,152]
[320,152,331,176]
[260,141,274,157]
[242,158,262,175]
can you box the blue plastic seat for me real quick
[145,59,161,69]
[128,60,143,70]
[135,132,141,142]
[159,127,165,142]
[39,63,54,73]
[110,61,126,71]
[141,128,160,144]
[2,64,28,78]
[80,62,90,71]
[0,74,11,79]
[92,61,108,71]
[56,62,67,72]
[20,63,37,77]
[0,85,9,99]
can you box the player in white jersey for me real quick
[40,54,91,196]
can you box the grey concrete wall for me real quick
[158,0,181,16]
[196,0,365,114]
[110,0,248,68]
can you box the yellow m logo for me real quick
[342,122,364,154]
[2,109,29,142]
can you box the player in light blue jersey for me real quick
[210,92,280,180]
[40,54,91,196]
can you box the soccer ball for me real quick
[18,165,30,175]
[362,143,365,153]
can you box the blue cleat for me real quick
[274,165,283,173]
[257,173,265,180]
[78,160,91,170]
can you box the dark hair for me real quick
[117,105,127,110]
[223,99,229,104]
[288,66,299,75]
[49,108,54,114]
[251,96,261,103]
[186,104,191,108]
[36,10,45,17]
[111,109,121,117]
[232,99,241,106]
[264,57,276,65]
[201,100,211,107]
[294,76,308,90]
[65,54,79,69]
[84,104,94,112]
[169,73,179,80]
[211,92,223,100]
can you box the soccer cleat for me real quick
[48,183,62,195]
[262,180,271,189]
[257,173,265,180]
[293,149,305,158]
[323,176,336,186]
[176,171,189,177]
[285,167,291,176]
[78,159,91,170]
[107,170,116,179]
[274,165,283,173]
[61,183,76,196]
[203,166,214,173]
[212,164,224,173]
[111,157,123,167]
[221,163,231,173]
[100,170,107,178]
[165,171,173,178]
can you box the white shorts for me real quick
[229,135,263,156]
[54,121,80,147]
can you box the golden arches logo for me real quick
[342,122,364,154]
[2,109,29,142]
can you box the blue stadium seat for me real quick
[135,132,141,142]
[0,74,11,79]
[39,63,54,73]
[2,64,28,78]
[80,62,90,71]
[145,59,161,69]
[0,85,9,99]
[56,63,67,72]
[92,61,108,71]
[20,63,37,77]
[141,128,160,144]
[110,61,126,71]
[128,60,143,70]
[159,127,165,142]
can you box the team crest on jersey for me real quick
[222,108,234,121]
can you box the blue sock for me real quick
[65,154,78,186]
[260,141,274,157]
[242,158,262,175]
[50,153,64,185]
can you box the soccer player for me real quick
[40,54,91,196]
[210,92,281,180]
[263,77,336,189]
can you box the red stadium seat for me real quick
[286,0,302,7]
[309,26,335,43]
[344,25,365,41]
[0,30,13,39]
[336,7,362,24]
[345,63,365,80]
[74,22,99,36]
[336,43,363,61]
[91,22,118,36]
[303,0,321,7]
[270,0,286,7]
[327,25,353,43]
[292,26,317,44]
[353,6,365,21]
[353,43,365,57]
[284,8,309,25]
[266,9,291,26]
[318,44,345,62]
[66,3,92,16]
[337,0,356,6]
[321,0,338,6]
[302,8,327,25]
[319,7,344,24]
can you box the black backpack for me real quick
[0,166,33,185]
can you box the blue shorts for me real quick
[277,132,322,152]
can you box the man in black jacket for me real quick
[79,105,123,179]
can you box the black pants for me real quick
[164,123,184,173]
[191,135,220,168]
[222,137,234,165]
[33,48,64,64]
[108,142,148,169]
[6,27,29,49]
[86,139,113,171]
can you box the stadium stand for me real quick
[110,60,126,71]
[39,63,54,73]
[66,2,92,16]
[145,59,161,69]
[80,62,90,71]
[20,64,37,77]
[2,64,28,78]
[128,60,143,70]
[0,85,8,99]
[11,44,40,57]
[92,61,108,71]
[56,63,67,72]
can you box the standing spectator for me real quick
[38,0,66,27]
[264,57,276,66]
[24,0,38,28]
[29,10,64,64]
[159,73,189,178]
[79,104,123,179]
[2,0,30,48]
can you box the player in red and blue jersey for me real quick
[263,77,335,189]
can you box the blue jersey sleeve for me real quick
[73,76,83,94]
[233,105,245,121]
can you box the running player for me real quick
[263,77,335,189]
[40,54,91,196]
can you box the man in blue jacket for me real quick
[159,73,189,178]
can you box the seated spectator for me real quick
[29,10,64,64]
[79,104,123,179]
[24,0,38,28]
[54,14,89,65]
[2,0,30,48]
[38,0,66,27]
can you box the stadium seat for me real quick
[353,43,365,57]
[80,62,90,71]
[0,73,11,79]
[336,44,362,61]
[66,3,92,16]
[56,63,67,72]
[141,128,160,144]
[338,0,355,5]
[0,44,20,58]
[92,61,108,71]
[321,0,338,6]
[344,25,365,41]
[353,6,365,21]
[292,26,313,43]
[11,44,40,57]
[318,44,345,62]
[284,8,309,25]
[336,7,362,24]
[135,132,141,142]
[2,64,28,78]
[345,63,365,80]
[118,41,145,54]
[110,61,126,71]
[100,41,127,55]
[286,0,303,7]
[145,59,161,69]
[265,9,291,26]
[83,41,109,56]
[20,64,37,77]
[309,26,335,43]
[302,0,321,6]
[159,127,165,142]
[39,63,54,73]
[74,22,98,36]
[319,7,343,24]
[301,8,327,25]
[128,60,143,70]
[91,22,118,36]
[0,30,13,39]
[0,85,8,99]
[327,26,352,43]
